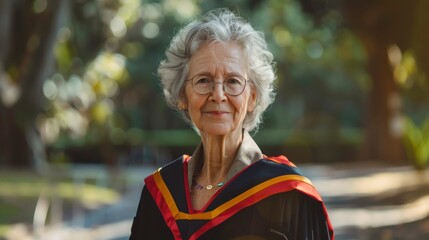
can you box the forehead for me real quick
[188,41,247,76]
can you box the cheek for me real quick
[189,96,204,109]
[239,91,253,112]
[187,94,207,117]
[233,98,250,118]
[247,87,257,112]
[185,88,197,109]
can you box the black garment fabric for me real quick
[130,156,334,240]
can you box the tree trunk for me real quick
[339,0,408,164]
[362,38,404,163]
[0,0,19,167]
[0,0,68,170]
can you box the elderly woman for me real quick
[130,9,333,240]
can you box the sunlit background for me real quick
[0,0,428,239]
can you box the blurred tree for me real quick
[0,0,133,169]
[0,0,68,171]
[248,0,367,162]
[3,0,426,169]
[39,0,143,166]
[0,0,368,168]
[337,0,429,163]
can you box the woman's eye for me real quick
[226,77,243,85]
[195,77,211,84]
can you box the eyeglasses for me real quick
[187,75,248,96]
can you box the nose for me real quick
[209,82,227,103]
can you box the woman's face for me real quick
[180,41,256,137]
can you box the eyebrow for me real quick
[191,72,245,78]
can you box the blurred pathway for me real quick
[306,163,429,239]
[4,163,429,240]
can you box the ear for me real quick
[247,86,257,112]
[178,99,188,110]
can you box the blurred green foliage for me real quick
[38,0,368,152]
[1,0,428,166]
[403,117,429,169]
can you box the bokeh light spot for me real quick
[306,41,324,59]
[33,0,47,14]
[43,80,58,100]
[142,22,159,39]
[273,27,292,47]
[110,16,127,38]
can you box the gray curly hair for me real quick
[158,8,276,133]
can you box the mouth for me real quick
[206,111,228,114]
[204,111,229,117]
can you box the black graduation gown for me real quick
[130,155,334,240]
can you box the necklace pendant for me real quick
[206,184,213,190]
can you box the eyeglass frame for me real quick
[186,74,250,96]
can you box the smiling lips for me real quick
[204,110,229,117]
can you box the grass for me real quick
[0,181,120,204]
[0,224,12,238]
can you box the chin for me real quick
[200,125,239,136]
[202,130,230,136]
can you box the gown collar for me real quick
[187,130,263,187]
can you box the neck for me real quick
[198,129,243,183]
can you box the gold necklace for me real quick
[193,180,225,190]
